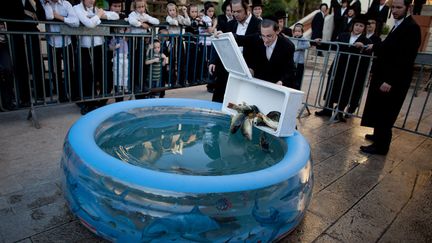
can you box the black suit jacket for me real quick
[366,2,389,25]
[311,12,325,40]
[237,34,296,87]
[362,15,421,129]
[332,8,348,40]
[210,15,262,102]
[1,0,45,32]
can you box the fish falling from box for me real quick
[212,32,304,137]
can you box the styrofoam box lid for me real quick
[212,32,304,137]
[211,32,252,79]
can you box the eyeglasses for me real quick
[260,33,276,40]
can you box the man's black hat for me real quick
[251,0,263,7]
[352,14,370,25]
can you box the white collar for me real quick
[239,13,252,26]
[267,37,277,50]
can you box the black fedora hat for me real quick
[352,14,369,26]
[251,0,263,7]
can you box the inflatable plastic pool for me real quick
[61,98,313,242]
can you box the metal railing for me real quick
[0,18,430,137]
[297,38,431,138]
[0,19,215,127]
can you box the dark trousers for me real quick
[11,34,44,104]
[79,45,106,108]
[47,45,76,102]
[132,37,148,98]
[0,43,14,109]
[373,125,392,152]
[293,63,304,90]
[185,41,198,84]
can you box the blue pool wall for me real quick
[61,98,313,242]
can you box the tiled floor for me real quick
[0,85,431,242]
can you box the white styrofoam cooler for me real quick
[212,32,304,137]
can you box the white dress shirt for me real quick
[166,15,191,34]
[43,0,79,47]
[73,2,119,48]
[340,7,347,15]
[349,33,361,45]
[236,13,252,36]
[128,11,160,34]
[236,13,252,52]
[266,39,277,60]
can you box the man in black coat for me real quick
[360,0,421,155]
[311,3,328,42]
[209,0,261,102]
[235,19,295,87]
[1,0,46,106]
[331,0,348,41]
[366,0,390,35]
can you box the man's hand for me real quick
[276,81,283,86]
[379,82,391,92]
[213,30,223,38]
[209,64,216,75]
[53,12,64,21]
[97,8,106,19]
[141,22,150,29]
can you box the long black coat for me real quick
[326,32,372,109]
[331,8,348,41]
[236,34,296,87]
[366,1,390,34]
[361,15,421,128]
[311,12,325,40]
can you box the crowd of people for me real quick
[0,0,423,155]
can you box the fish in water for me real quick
[254,112,279,131]
[241,116,254,141]
[266,111,281,122]
[227,102,259,115]
[259,132,270,152]
[227,102,281,140]
[230,113,246,134]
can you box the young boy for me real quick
[292,23,310,90]
[42,0,80,102]
[108,0,128,101]
[145,40,168,97]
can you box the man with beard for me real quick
[359,0,421,155]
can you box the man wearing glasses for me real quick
[236,18,296,88]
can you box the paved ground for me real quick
[0,85,431,242]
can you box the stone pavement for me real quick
[0,85,431,242]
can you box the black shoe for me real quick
[315,109,332,117]
[360,144,388,155]
[364,134,375,141]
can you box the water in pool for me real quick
[96,106,287,175]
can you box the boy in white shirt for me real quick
[128,0,159,34]
[73,0,119,114]
[42,0,80,102]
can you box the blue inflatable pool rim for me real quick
[68,98,310,193]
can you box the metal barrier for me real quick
[297,38,432,138]
[0,19,215,127]
[0,18,430,137]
